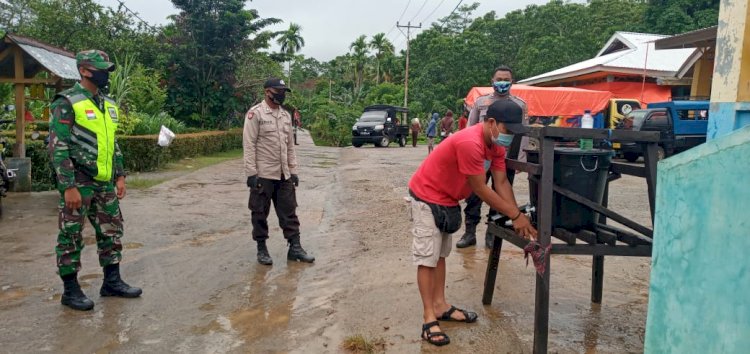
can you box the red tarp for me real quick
[465,85,614,117]
[575,81,671,104]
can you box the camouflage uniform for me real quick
[49,52,126,277]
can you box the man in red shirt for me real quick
[408,100,537,346]
[458,110,468,130]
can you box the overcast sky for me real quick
[99,0,585,61]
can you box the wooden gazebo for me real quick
[0,33,79,158]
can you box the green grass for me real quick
[127,149,243,189]
[127,177,169,190]
[341,335,386,353]
[163,149,243,172]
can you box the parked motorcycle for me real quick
[0,119,18,217]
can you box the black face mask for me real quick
[89,70,110,89]
[268,91,286,105]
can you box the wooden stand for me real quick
[482,126,660,353]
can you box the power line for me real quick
[409,0,429,23]
[439,0,464,28]
[420,0,448,25]
[112,0,158,32]
[398,0,413,22]
[385,0,413,39]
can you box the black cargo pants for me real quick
[463,169,498,227]
[248,176,300,241]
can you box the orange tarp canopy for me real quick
[465,84,614,117]
[575,81,671,104]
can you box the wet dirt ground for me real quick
[0,131,651,353]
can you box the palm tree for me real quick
[276,23,305,88]
[369,33,394,85]
[350,35,369,94]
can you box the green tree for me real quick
[276,22,305,88]
[6,0,164,67]
[349,35,369,96]
[369,33,394,84]
[166,0,278,128]
[643,0,719,34]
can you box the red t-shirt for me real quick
[458,116,468,130]
[409,124,506,206]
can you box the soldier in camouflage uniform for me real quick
[49,50,142,311]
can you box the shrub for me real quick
[118,129,242,171]
[130,112,187,135]
[126,65,167,116]
[4,139,56,191]
[7,130,242,190]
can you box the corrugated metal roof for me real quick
[520,32,698,85]
[17,43,80,80]
[0,33,80,81]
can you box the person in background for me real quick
[458,110,468,131]
[459,65,529,249]
[426,113,438,154]
[243,78,315,266]
[410,117,422,148]
[440,110,454,141]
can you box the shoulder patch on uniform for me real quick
[246,111,254,120]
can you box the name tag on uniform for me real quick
[85,109,96,120]
[108,107,118,122]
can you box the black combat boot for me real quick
[456,223,477,248]
[100,264,142,298]
[61,273,95,311]
[287,237,315,263]
[257,240,273,265]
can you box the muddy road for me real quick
[0,131,651,353]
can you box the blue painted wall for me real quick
[645,125,750,353]
[708,102,750,140]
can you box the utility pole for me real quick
[397,22,421,110]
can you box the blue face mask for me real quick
[492,125,514,147]
[493,81,512,95]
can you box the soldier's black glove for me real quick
[247,175,258,188]
[291,174,299,187]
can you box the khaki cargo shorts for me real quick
[410,198,452,267]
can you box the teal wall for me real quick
[645,125,750,353]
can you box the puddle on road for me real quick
[0,287,30,302]
[124,242,144,250]
[312,161,337,168]
[174,182,209,190]
[199,302,216,311]
[228,303,292,341]
[80,273,103,281]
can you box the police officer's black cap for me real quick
[485,99,528,134]
[264,78,292,92]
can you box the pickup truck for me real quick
[619,100,709,162]
[351,105,410,148]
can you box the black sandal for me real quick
[438,305,478,323]
[421,321,450,346]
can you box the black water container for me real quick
[527,148,612,231]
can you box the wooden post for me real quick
[641,142,659,220]
[533,135,555,354]
[483,226,503,305]
[591,183,609,303]
[13,45,25,158]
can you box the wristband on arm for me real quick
[511,210,522,221]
